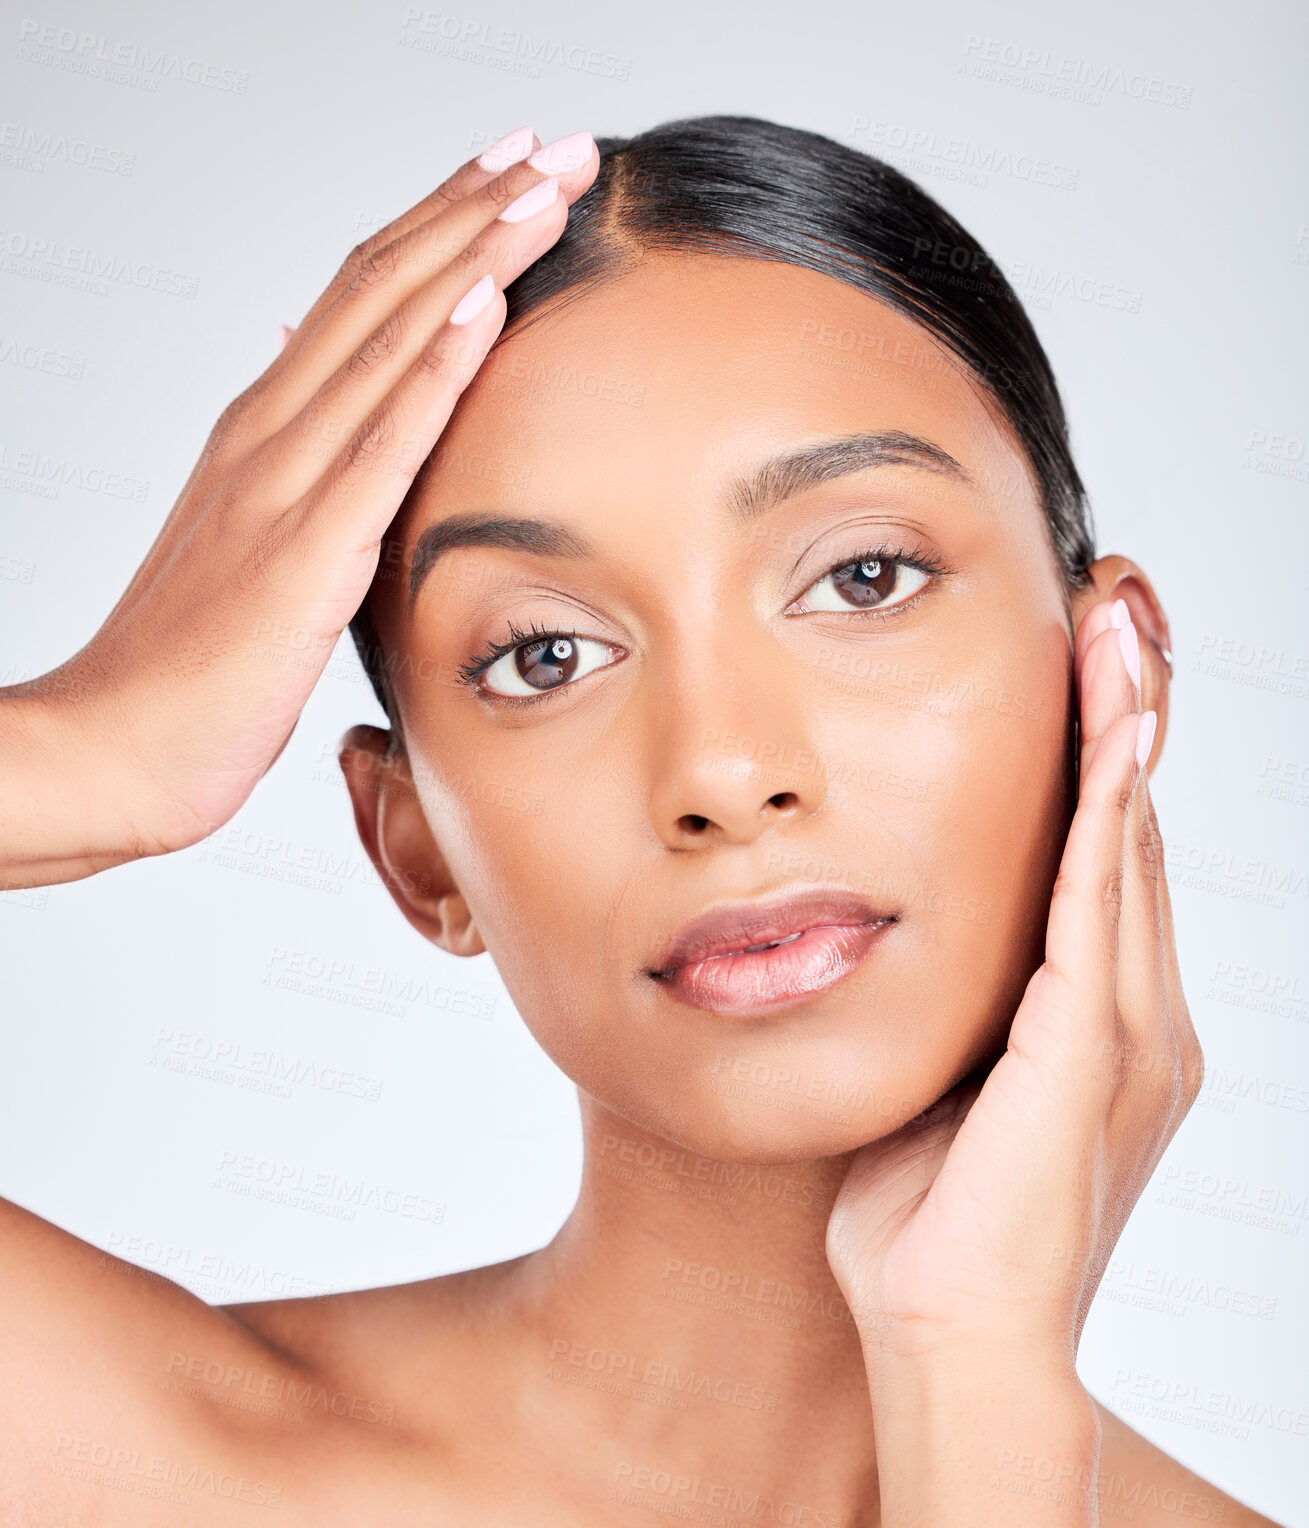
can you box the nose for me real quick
[647,658,827,850]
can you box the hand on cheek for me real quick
[823,595,1199,1522]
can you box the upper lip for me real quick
[648,888,895,976]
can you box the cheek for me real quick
[421,764,634,1027]
[811,617,1072,1024]
[916,629,1073,1015]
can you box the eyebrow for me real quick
[407,430,969,604]
[727,430,971,519]
[408,513,592,606]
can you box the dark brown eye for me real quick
[516,637,579,690]
[831,558,899,606]
[796,557,930,614]
[478,632,618,698]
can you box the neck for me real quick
[516,1096,881,1524]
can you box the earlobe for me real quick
[338,725,487,957]
[1073,555,1171,772]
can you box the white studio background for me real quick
[1,0,1305,1520]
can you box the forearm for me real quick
[866,1340,1102,1527]
[0,687,143,888]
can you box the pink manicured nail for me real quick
[498,177,559,224]
[1108,598,1130,629]
[528,131,594,175]
[1136,710,1157,768]
[449,273,495,325]
[1117,621,1141,687]
[277,324,294,352]
[477,125,535,173]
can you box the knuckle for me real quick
[425,183,461,216]
[451,236,484,274]
[345,410,398,471]
[209,388,267,460]
[410,341,454,386]
[1100,865,1125,910]
[1136,810,1161,876]
[337,237,376,284]
[214,385,260,436]
[479,173,518,211]
[346,318,405,381]
[346,240,402,296]
[1146,799,1166,855]
[1110,775,1136,818]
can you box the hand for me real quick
[825,598,1202,1521]
[0,128,599,887]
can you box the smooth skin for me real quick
[0,130,1284,1527]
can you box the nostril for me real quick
[768,792,799,812]
[677,814,710,834]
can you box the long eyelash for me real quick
[833,543,950,579]
[456,618,582,688]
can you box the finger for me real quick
[1101,755,1205,1203]
[1134,771,1204,1131]
[1078,602,1141,777]
[1108,721,1173,1081]
[1042,709,1148,1026]
[294,282,508,552]
[283,127,539,349]
[260,190,572,504]
[1072,595,1118,690]
[288,140,590,378]
[269,134,597,430]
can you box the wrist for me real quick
[866,1342,1101,1527]
[851,1298,1073,1372]
[867,1338,1094,1419]
[0,678,144,886]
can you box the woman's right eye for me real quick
[479,633,620,698]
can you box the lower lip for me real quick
[655,920,892,1016]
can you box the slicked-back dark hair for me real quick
[351,114,1094,726]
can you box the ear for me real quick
[337,725,486,957]
[1069,554,1172,771]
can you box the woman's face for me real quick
[365,254,1080,1163]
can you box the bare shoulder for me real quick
[0,1195,308,1522]
[1095,1399,1288,1526]
[0,1196,523,1523]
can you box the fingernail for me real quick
[277,324,295,352]
[527,131,594,175]
[1117,621,1141,688]
[477,125,535,173]
[1108,598,1130,629]
[498,177,559,224]
[450,273,495,325]
[1136,710,1157,768]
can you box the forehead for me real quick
[396,253,1037,546]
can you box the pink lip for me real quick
[649,890,895,1017]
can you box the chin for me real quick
[594,1049,965,1168]
[668,1109,915,1169]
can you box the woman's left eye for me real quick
[791,555,930,615]
[479,634,618,698]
